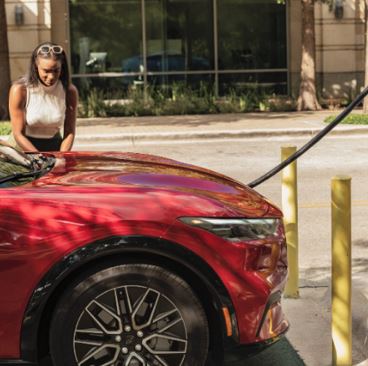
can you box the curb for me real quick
[74,126,368,143]
[2,126,368,145]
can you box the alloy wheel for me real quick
[73,285,188,366]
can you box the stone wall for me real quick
[315,0,364,98]
[5,0,52,80]
[288,0,364,98]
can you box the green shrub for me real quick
[0,122,11,135]
[124,86,156,116]
[320,97,350,110]
[124,100,155,116]
[193,96,217,114]
[324,113,368,125]
[79,83,294,117]
[105,103,128,117]
[215,99,243,113]
[215,89,264,113]
[260,96,297,112]
[155,83,211,115]
[159,98,195,115]
[79,88,107,118]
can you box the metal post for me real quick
[282,146,299,298]
[331,176,352,366]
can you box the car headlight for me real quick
[179,217,281,242]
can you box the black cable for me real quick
[248,86,368,188]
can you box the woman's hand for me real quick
[0,139,14,148]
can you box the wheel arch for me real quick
[21,235,238,363]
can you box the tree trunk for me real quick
[364,0,368,113]
[0,0,11,120]
[297,0,321,111]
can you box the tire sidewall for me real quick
[50,264,209,366]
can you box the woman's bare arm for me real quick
[60,84,78,152]
[9,84,38,152]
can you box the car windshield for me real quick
[0,143,55,188]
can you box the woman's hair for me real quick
[22,42,70,90]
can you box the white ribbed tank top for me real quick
[25,81,66,138]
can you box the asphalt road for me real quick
[75,134,368,365]
[76,134,368,288]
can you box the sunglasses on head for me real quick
[37,45,63,55]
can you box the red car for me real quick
[0,146,288,366]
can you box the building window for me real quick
[69,0,142,95]
[69,0,287,95]
[143,0,214,87]
[218,0,287,94]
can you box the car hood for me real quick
[33,151,281,217]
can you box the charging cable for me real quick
[248,86,368,188]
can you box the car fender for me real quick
[21,235,238,362]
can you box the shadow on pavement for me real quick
[224,337,305,366]
[40,337,305,366]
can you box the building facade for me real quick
[4,0,365,99]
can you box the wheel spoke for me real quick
[152,354,169,366]
[157,318,182,334]
[142,334,187,355]
[77,329,105,334]
[75,328,105,347]
[152,309,177,324]
[86,300,122,335]
[124,351,147,366]
[131,289,160,330]
[78,344,120,366]
[115,286,133,325]
[113,289,121,316]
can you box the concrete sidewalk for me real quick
[74,110,368,145]
[283,286,368,366]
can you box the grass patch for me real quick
[0,121,11,135]
[324,113,368,125]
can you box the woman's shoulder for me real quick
[11,79,27,91]
[66,83,78,105]
[9,81,27,100]
[67,83,78,96]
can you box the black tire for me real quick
[50,263,209,366]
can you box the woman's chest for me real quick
[26,86,66,127]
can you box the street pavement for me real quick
[75,111,368,366]
[5,109,364,366]
[72,109,368,366]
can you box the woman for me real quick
[8,42,78,152]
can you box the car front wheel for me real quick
[50,263,209,366]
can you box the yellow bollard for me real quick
[281,146,299,298]
[331,176,352,366]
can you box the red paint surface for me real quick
[0,152,287,358]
